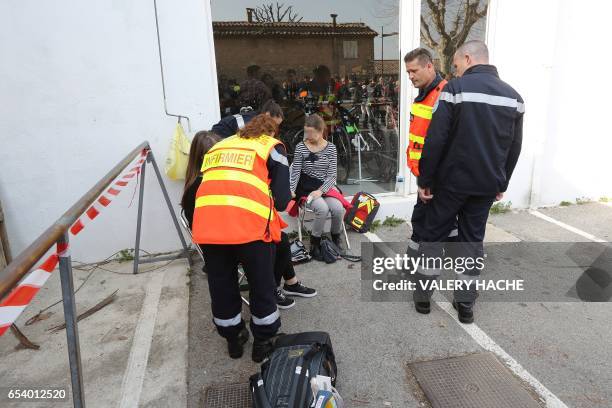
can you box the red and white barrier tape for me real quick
[70,153,148,236]
[0,149,149,337]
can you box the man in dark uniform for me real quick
[416,41,524,324]
[404,48,461,316]
[404,48,450,255]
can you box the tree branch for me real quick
[279,4,290,22]
[453,1,488,45]
[253,2,302,23]
[439,0,447,34]
[425,0,449,41]
[288,6,302,22]
[450,0,467,37]
[252,8,266,22]
[476,1,488,19]
[420,16,439,48]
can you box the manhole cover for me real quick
[409,352,541,408]
[203,382,252,408]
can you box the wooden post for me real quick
[0,199,12,269]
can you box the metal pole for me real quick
[153,0,191,131]
[381,26,384,79]
[57,233,86,408]
[147,152,190,256]
[133,154,147,274]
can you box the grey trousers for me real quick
[308,196,345,237]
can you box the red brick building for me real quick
[373,60,400,79]
[213,14,378,82]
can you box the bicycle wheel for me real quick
[332,128,351,184]
[281,128,305,163]
[365,126,398,182]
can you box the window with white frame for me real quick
[343,40,358,59]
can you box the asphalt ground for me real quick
[188,202,612,408]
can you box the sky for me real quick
[210,0,401,60]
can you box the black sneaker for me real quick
[275,288,295,309]
[227,328,249,359]
[252,338,274,363]
[413,291,431,314]
[414,301,431,314]
[452,300,474,324]
[283,281,317,298]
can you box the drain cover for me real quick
[203,382,252,408]
[409,352,541,408]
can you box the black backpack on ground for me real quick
[319,237,361,264]
[250,332,337,408]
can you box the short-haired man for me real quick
[416,41,524,323]
[404,47,450,250]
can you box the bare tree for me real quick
[421,0,488,75]
[252,2,303,23]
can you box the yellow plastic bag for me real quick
[165,122,191,180]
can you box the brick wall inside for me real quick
[214,36,374,82]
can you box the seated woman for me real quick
[289,114,346,259]
[181,128,316,310]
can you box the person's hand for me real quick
[496,192,504,201]
[418,187,433,203]
[291,191,296,198]
[309,190,323,200]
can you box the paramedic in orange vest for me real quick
[405,48,452,259]
[192,114,291,363]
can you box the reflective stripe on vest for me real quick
[196,195,275,221]
[407,79,447,177]
[411,103,433,120]
[409,133,425,145]
[202,169,270,196]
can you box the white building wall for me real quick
[536,0,612,206]
[487,0,612,207]
[0,0,220,262]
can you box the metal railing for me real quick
[0,141,190,407]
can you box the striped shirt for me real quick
[289,141,337,194]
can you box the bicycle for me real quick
[346,98,399,183]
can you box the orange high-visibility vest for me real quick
[407,79,447,176]
[192,134,287,245]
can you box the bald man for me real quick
[414,41,524,324]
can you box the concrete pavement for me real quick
[188,202,611,408]
[0,258,190,408]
